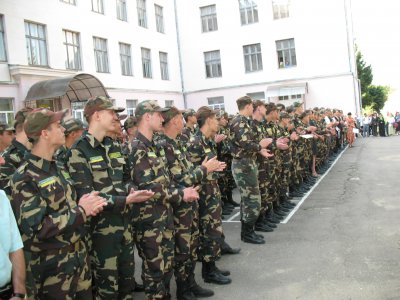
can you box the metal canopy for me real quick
[25,73,109,102]
[266,82,308,97]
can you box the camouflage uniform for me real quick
[230,114,262,225]
[187,130,222,262]
[128,131,179,299]
[179,126,197,144]
[68,131,135,299]
[11,151,91,300]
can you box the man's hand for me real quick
[307,126,317,132]
[290,132,298,141]
[126,188,155,204]
[0,156,5,165]
[277,141,289,150]
[183,187,199,203]
[259,148,274,158]
[278,137,289,144]
[202,156,226,173]
[214,134,227,143]
[259,138,273,149]
[78,192,107,217]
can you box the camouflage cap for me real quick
[183,109,196,119]
[161,106,184,125]
[135,100,169,118]
[84,96,124,118]
[215,109,228,119]
[24,108,68,138]
[299,112,309,119]
[286,105,295,113]
[61,118,84,136]
[0,123,14,133]
[118,114,128,121]
[124,116,138,131]
[14,107,34,128]
[279,112,291,120]
[293,101,303,108]
[276,103,285,111]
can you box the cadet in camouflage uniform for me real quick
[128,100,199,299]
[157,106,222,299]
[230,96,273,245]
[121,116,138,156]
[179,109,197,144]
[10,108,108,299]
[0,123,15,154]
[55,118,84,168]
[187,106,232,285]
[67,96,154,299]
[0,107,33,197]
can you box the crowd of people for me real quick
[359,112,400,137]
[0,96,356,300]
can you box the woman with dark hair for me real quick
[346,112,356,148]
[378,113,386,137]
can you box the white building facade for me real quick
[0,0,360,124]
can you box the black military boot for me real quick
[255,215,274,232]
[241,222,265,244]
[220,239,241,255]
[202,261,232,285]
[176,279,196,300]
[188,264,214,298]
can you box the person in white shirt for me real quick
[362,113,371,137]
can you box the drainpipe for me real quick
[173,0,187,108]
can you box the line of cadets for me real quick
[0,96,347,300]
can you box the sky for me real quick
[350,0,400,110]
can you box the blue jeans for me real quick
[363,124,369,137]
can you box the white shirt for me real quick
[363,116,371,125]
[0,190,23,287]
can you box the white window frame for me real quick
[276,38,296,68]
[25,21,48,66]
[239,0,259,25]
[119,42,132,76]
[93,37,109,73]
[207,97,225,111]
[92,0,104,14]
[155,4,165,33]
[200,5,218,33]
[117,0,127,21]
[0,15,6,62]
[272,0,290,20]
[126,99,138,116]
[204,50,222,78]
[141,48,152,78]
[243,43,263,72]
[63,30,81,70]
[71,101,86,122]
[0,98,14,125]
[159,52,169,80]
[165,100,174,107]
[137,0,147,28]
[60,0,76,5]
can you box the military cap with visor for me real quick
[134,100,169,117]
[84,96,125,118]
[62,118,84,136]
[24,108,68,138]
[0,123,14,133]
[161,106,184,124]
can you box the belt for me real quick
[0,283,12,298]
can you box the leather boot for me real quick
[176,279,196,300]
[202,261,232,285]
[220,240,241,255]
[255,215,274,232]
[188,264,214,298]
[241,222,265,244]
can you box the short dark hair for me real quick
[196,106,216,128]
[252,100,265,112]
[265,103,277,115]
[236,96,252,111]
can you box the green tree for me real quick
[356,49,373,96]
[362,85,390,112]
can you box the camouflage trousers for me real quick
[171,201,199,282]
[198,182,223,262]
[257,159,271,216]
[232,158,261,225]
[279,150,292,197]
[133,202,174,300]
[90,213,135,300]
[29,241,92,300]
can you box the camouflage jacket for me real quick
[229,114,261,160]
[67,131,128,213]
[155,133,206,187]
[216,126,231,158]
[128,132,183,204]
[178,126,197,144]
[0,139,29,197]
[187,131,220,182]
[10,152,86,253]
[54,145,69,169]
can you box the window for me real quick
[159,52,169,80]
[126,99,138,116]
[63,30,81,70]
[0,99,14,125]
[119,43,132,76]
[93,37,109,73]
[60,0,76,5]
[72,101,86,122]
[247,92,265,100]
[141,48,152,78]
[207,97,225,111]
[155,4,164,33]
[24,21,48,66]
[272,0,290,20]
[200,5,218,32]
[239,0,258,25]
[276,38,296,68]
[116,0,127,21]
[278,95,289,100]
[165,100,174,107]
[92,0,104,13]
[243,43,263,72]
[0,15,6,62]
[204,50,222,78]
[137,0,147,28]
[291,94,302,99]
